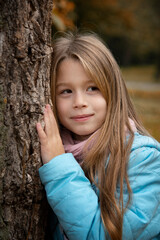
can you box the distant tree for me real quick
[0,0,53,239]
[73,0,160,69]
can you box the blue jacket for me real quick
[39,133,160,239]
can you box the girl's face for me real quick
[56,58,107,140]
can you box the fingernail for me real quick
[36,123,40,128]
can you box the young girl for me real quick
[36,32,160,240]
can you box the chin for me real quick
[74,131,92,136]
[73,131,94,141]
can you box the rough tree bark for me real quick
[0,0,53,239]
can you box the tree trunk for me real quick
[0,0,53,239]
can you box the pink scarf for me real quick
[61,118,137,163]
[61,130,96,164]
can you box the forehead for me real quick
[56,58,91,83]
[57,58,82,72]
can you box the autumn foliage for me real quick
[52,0,75,30]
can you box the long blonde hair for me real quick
[51,31,148,240]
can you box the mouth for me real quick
[71,114,94,122]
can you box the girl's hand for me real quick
[36,104,65,164]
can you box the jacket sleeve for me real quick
[122,138,160,240]
[39,136,160,240]
[39,153,106,240]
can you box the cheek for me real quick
[97,99,107,119]
[95,98,107,111]
[56,99,63,115]
[56,99,68,119]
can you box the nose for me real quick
[73,92,88,109]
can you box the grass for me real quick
[121,65,160,142]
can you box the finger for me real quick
[45,105,59,135]
[44,107,53,136]
[46,104,55,122]
[36,122,47,144]
[44,106,58,137]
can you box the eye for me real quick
[87,86,99,92]
[60,89,72,94]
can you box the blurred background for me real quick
[52,0,160,141]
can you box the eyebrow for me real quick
[56,79,95,88]
[56,82,70,88]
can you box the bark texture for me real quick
[0,0,53,239]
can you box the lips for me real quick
[71,114,94,122]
